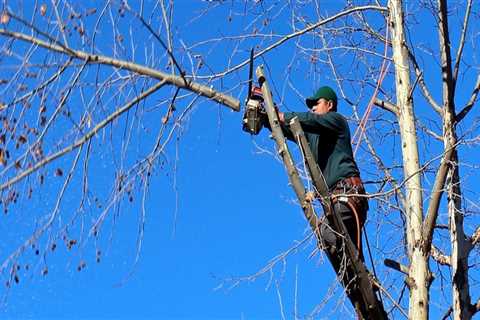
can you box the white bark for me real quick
[388,0,428,318]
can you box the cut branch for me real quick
[374,98,398,114]
[384,258,409,274]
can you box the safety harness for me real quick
[330,176,368,252]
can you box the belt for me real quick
[331,176,369,211]
[331,176,364,192]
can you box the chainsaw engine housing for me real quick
[242,86,265,135]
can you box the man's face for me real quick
[311,98,333,115]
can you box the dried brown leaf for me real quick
[18,135,27,145]
[40,4,47,16]
[1,11,9,24]
[0,148,6,166]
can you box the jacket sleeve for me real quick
[261,113,296,141]
[283,111,343,134]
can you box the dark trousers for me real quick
[320,200,366,259]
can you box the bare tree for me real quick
[1,1,479,319]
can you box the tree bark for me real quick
[448,153,472,320]
[436,0,472,317]
[388,0,428,318]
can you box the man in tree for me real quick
[258,85,381,317]
[266,86,368,260]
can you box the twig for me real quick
[452,0,473,83]
[0,29,240,110]
[456,73,480,122]
[0,80,166,191]
[194,5,388,79]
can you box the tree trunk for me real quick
[448,152,472,320]
[436,0,473,317]
[388,0,428,318]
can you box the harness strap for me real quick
[331,195,363,252]
[330,176,368,252]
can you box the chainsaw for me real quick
[242,49,266,135]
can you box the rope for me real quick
[349,25,390,309]
[352,24,391,156]
[332,196,362,252]
[363,226,385,306]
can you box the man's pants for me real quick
[320,200,366,261]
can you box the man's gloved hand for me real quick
[305,191,317,203]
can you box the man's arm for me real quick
[280,111,343,134]
[262,110,295,141]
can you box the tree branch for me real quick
[423,0,459,253]
[0,29,240,111]
[374,98,398,114]
[452,0,473,84]
[384,258,409,274]
[194,5,388,79]
[456,73,480,122]
[471,226,480,247]
[431,245,451,266]
[0,80,167,192]
[422,145,455,252]
[471,298,480,316]
[407,50,442,114]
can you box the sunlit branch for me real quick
[194,5,388,79]
[0,29,240,111]
[452,0,473,84]
[403,50,441,115]
[374,98,398,115]
[431,245,451,266]
[471,226,480,247]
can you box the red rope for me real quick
[352,25,391,156]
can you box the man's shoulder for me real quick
[327,111,346,120]
[325,111,348,125]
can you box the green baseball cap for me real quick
[305,86,338,110]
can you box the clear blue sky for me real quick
[1,1,479,320]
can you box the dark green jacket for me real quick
[281,111,360,189]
